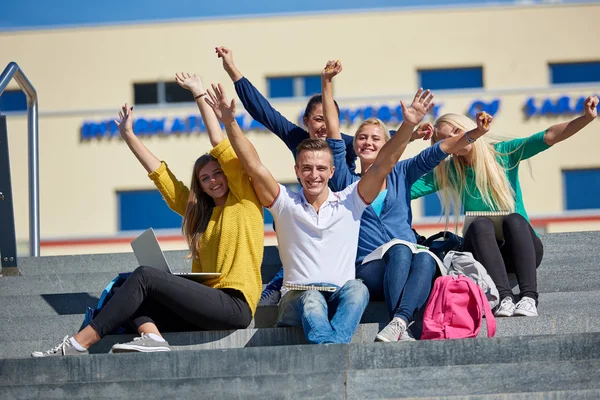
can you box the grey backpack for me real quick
[443,251,500,309]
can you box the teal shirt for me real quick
[411,131,551,222]
[371,189,388,217]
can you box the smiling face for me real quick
[353,124,388,163]
[303,103,328,139]
[434,122,473,156]
[294,149,335,199]
[197,160,229,203]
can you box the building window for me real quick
[418,67,484,90]
[423,193,442,217]
[267,75,321,98]
[118,189,182,231]
[133,81,193,105]
[563,169,600,210]
[550,61,600,85]
[134,83,159,105]
[0,89,27,112]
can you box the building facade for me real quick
[1,1,600,255]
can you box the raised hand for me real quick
[205,83,236,124]
[400,88,435,126]
[175,72,204,98]
[475,111,493,135]
[114,103,134,138]
[584,95,599,119]
[412,122,434,142]
[216,46,235,72]
[321,59,342,81]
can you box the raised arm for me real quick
[359,89,435,203]
[205,83,280,207]
[439,111,492,154]
[175,72,224,147]
[114,104,161,173]
[321,60,343,140]
[544,96,598,146]
[216,46,243,83]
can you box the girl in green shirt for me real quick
[411,95,599,318]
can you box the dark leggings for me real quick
[463,213,544,302]
[89,266,252,338]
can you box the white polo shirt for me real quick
[268,181,367,293]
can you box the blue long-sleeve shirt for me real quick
[234,77,357,173]
[326,138,448,265]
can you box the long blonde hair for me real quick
[431,113,515,231]
[182,154,220,261]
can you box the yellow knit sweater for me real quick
[148,139,264,316]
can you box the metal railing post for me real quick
[0,62,40,257]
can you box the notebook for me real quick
[130,228,221,283]
[283,283,338,292]
[462,211,510,241]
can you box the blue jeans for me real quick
[356,244,436,325]
[264,267,284,293]
[277,279,369,344]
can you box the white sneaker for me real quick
[514,297,538,317]
[400,327,416,342]
[376,318,413,342]
[494,297,516,317]
[258,288,281,306]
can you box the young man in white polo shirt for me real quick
[205,81,434,344]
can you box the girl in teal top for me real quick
[411,96,599,318]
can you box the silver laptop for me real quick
[131,228,221,283]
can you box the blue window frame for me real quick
[418,67,483,90]
[550,61,600,84]
[118,190,182,231]
[563,169,600,210]
[267,75,321,98]
[423,193,442,217]
[0,89,27,112]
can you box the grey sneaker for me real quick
[494,297,516,317]
[376,318,410,343]
[111,333,171,353]
[31,336,89,358]
[514,296,538,317]
[400,327,416,342]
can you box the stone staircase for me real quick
[0,231,599,399]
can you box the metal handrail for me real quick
[0,62,40,257]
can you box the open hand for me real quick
[114,103,134,138]
[400,88,435,126]
[205,83,236,124]
[475,111,493,135]
[321,59,342,81]
[175,72,204,98]
[584,96,599,119]
[412,122,434,142]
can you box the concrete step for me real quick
[412,390,600,400]
[0,289,596,321]
[346,359,600,399]
[2,304,600,359]
[13,246,283,280]
[1,334,600,398]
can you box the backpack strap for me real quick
[477,283,497,337]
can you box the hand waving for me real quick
[584,95,599,119]
[411,122,434,142]
[400,88,435,126]
[215,46,235,71]
[114,103,134,139]
[321,59,342,81]
[205,83,236,124]
[175,72,204,97]
[475,111,493,135]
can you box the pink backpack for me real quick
[421,275,496,340]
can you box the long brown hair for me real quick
[182,154,221,260]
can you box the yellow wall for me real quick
[1,3,600,253]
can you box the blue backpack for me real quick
[79,272,133,334]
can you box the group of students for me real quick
[32,47,599,357]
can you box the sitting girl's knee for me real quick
[466,217,495,236]
[503,213,528,229]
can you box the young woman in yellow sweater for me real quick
[32,73,264,357]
